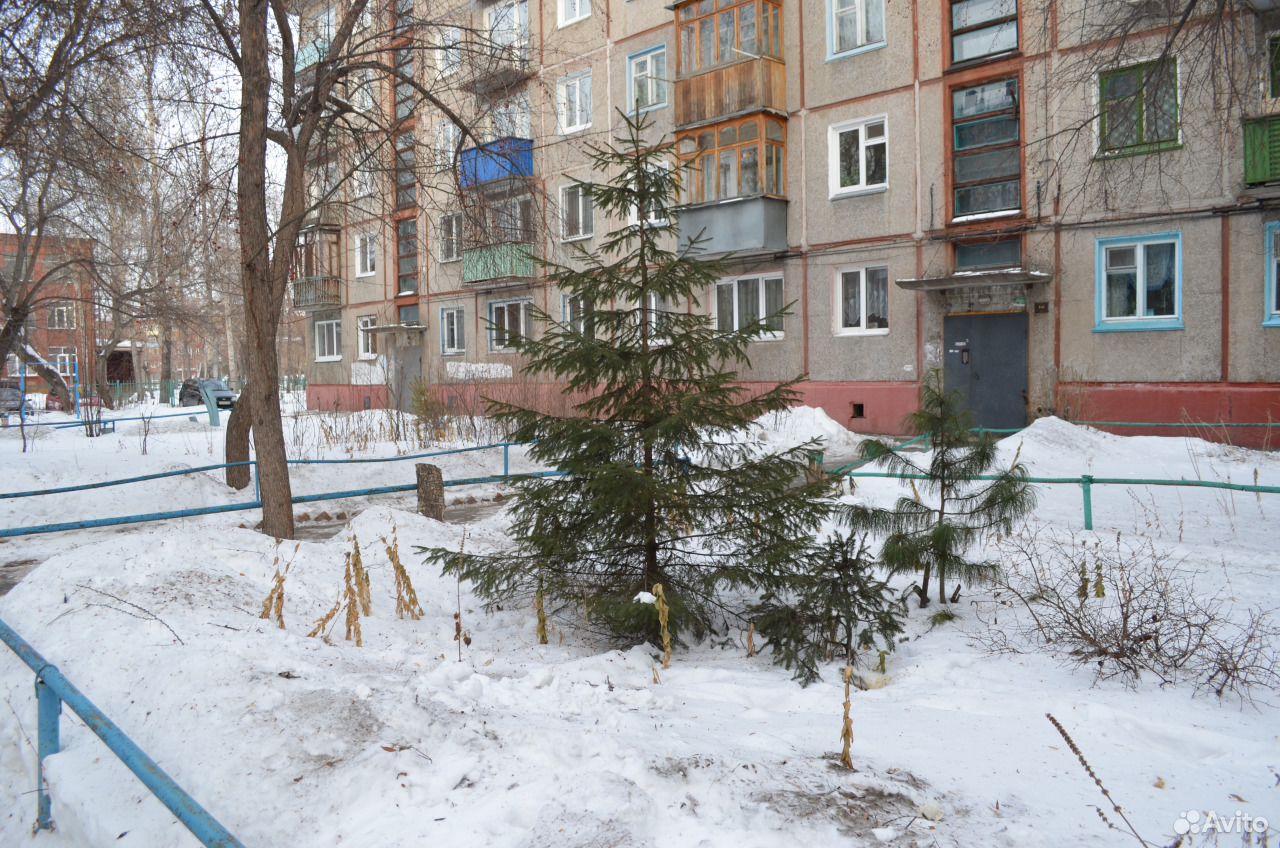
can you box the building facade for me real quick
[293,0,1280,444]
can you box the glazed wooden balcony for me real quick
[675,57,786,128]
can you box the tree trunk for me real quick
[237,0,294,540]
[225,390,252,490]
[24,357,72,411]
[0,309,30,375]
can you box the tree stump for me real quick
[225,393,253,490]
[416,463,444,520]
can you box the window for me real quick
[715,275,784,337]
[628,47,668,112]
[440,213,463,261]
[487,196,535,242]
[629,163,672,226]
[830,0,885,58]
[358,315,378,357]
[678,114,785,204]
[950,0,1017,65]
[399,304,420,325]
[48,301,75,330]
[562,294,594,336]
[559,0,589,27]
[314,315,342,361]
[357,233,377,276]
[835,267,889,333]
[1264,222,1280,327]
[436,121,461,165]
[492,94,531,140]
[439,26,461,76]
[829,117,887,197]
[351,69,376,113]
[354,168,377,198]
[394,48,415,121]
[1094,233,1182,331]
[397,218,418,293]
[49,346,77,376]
[679,0,782,75]
[951,78,1020,219]
[486,0,529,55]
[395,132,416,209]
[441,307,466,353]
[1098,61,1179,155]
[558,72,592,133]
[561,183,594,241]
[1270,36,1280,99]
[489,299,532,350]
[955,237,1021,270]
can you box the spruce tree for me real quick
[749,534,905,686]
[850,370,1036,608]
[426,111,834,644]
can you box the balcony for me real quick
[295,38,329,73]
[1244,115,1280,186]
[675,57,786,129]
[461,243,536,287]
[292,275,343,309]
[460,137,534,190]
[676,196,788,258]
[461,43,532,95]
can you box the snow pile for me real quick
[745,406,865,457]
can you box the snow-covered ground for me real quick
[0,406,1276,846]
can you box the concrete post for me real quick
[416,463,445,520]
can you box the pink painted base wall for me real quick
[1056,382,1280,449]
[307,384,390,412]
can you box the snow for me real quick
[0,408,1277,846]
[446,361,514,381]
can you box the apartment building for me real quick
[293,1,1280,443]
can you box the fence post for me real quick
[253,461,261,504]
[1081,474,1094,530]
[35,675,61,831]
[503,443,510,478]
[416,463,445,521]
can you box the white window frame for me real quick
[437,121,461,162]
[558,0,590,28]
[828,115,888,198]
[714,275,785,340]
[49,346,77,376]
[628,161,672,227]
[557,71,592,134]
[486,0,529,55]
[829,0,886,60]
[356,232,377,276]
[560,183,594,241]
[627,46,668,113]
[489,299,532,351]
[357,315,378,358]
[492,94,531,140]
[314,316,342,361]
[48,301,76,330]
[440,213,463,262]
[833,266,890,335]
[439,26,462,76]
[561,294,592,335]
[441,306,466,354]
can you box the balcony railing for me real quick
[675,57,786,128]
[676,195,788,258]
[461,243,536,287]
[292,275,343,309]
[460,137,534,190]
[1244,115,1280,186]
[461,43,532,94]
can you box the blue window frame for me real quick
[1093,232,1183,332]
[626,45,668,114]
[1266,222,1280,327]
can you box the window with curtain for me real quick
[677,115,785,204]
[830,0,885,57]
[1096,234,1182,330]
[715,275,784,337]
[678,0,782,74]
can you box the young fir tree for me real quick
[851,370,1035,608]
[426,111,834,643]
[749,534,905,686]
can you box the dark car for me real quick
[179,378,238,409]
[0,384,32,415]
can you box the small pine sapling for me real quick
[850,370,1035,608]
[750,534,906,686]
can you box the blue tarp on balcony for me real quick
[459,137,534,189]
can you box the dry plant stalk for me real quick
[1045,713,1148,846]
[840,663,854,769]
[653,583,672,669]
[454,529,469,661]
[746,623,756,657]
[259,543,300,630]
[307,596,341,641]
[351,533,372,615]
[651,662,662,684]
[383,527,423,620]
[342,552,364,647]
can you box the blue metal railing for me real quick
[0,617,244,845]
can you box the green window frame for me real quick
[1270,36,1280,99]
[1098,60,1180,156]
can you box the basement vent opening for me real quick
[851,403,865,420]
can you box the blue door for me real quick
[943,312,1028,430]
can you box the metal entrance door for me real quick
[943,312,1028,430]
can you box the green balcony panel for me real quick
[462,243,536,286]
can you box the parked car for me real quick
[0,384,32,416]
[179,378,238,409]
